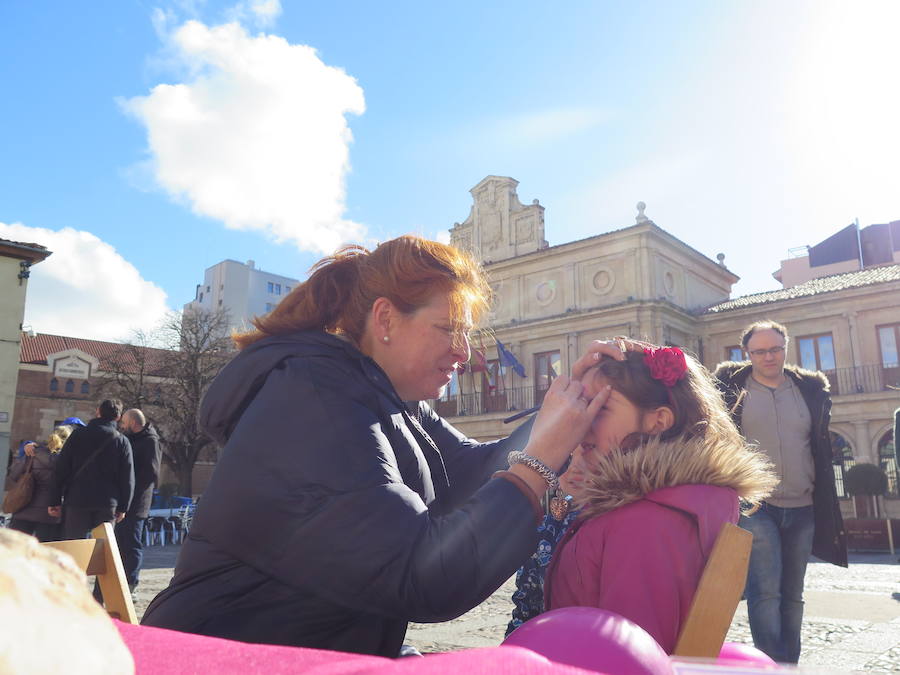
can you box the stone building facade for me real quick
[440,176,900,517]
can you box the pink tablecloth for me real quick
[113,621,594,674]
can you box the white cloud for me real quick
[0,222,171,342]
[225,0,282,28]
[122,19,366,255]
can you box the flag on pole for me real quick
[496,339,526,378]
[467,347,489,373]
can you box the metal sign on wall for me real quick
[53,356,91,379]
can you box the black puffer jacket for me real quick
[142,331,537,657]
[713,361,847,567]
[51,418,134,513]
[126,423,161,518]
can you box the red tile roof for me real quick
[20,332,172,375]
[702,263,900,314]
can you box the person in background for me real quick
[714,320,847,664]
[118,408,161,592]
[6,425,73,542]
[49,399,135,540]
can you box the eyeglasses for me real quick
[748,346,785,357]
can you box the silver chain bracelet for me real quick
[507,450,559,492]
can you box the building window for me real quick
[218,299,223,306]
[50,378,58,392]
[797,333,836,372]
[878,324,900,367]
[64,379,74,393]
[831,432,855,498]
[877,324,900,390]
[206,285,210,292]
[80,381,90,394]
[275,283,281,295]
[879,324,900,391]
[440,370,460,401]
[267,282,274,293]
[485,359,507,393]
[285,286,291,294]
[725,345,743,361]
[199,292,204,302]
[265,303,274,312]
[534,350,561,404]
[878,430,897,496]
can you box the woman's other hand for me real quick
[23,442,37,457]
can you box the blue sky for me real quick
[2,0,898,341]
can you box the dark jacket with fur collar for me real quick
[713,361,847,567]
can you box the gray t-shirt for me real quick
[741,375,815,507]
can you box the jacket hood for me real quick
[200,331,373,445]
[574,431,777,521]
[714,361,830,392]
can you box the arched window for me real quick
[831,432,855,498]
[64,380,74,393]
[80,381,90,395]
[49,378,58,392]
[877,430,897,496]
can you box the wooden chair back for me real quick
[44,521,138,624]
[672,521,752,658]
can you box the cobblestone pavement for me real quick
[136,547,900,672]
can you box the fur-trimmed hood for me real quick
[714,361,830,393]
[574,432,777,519]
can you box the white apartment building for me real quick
[184,259,300,334]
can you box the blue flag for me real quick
[496,339,526,378]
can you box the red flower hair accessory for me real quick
[643,346,688,387]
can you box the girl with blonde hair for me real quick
[6,424,73,542]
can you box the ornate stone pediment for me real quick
[449,176,547,263]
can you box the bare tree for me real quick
[97,329,167,411]
[153,307,234,496]
[99,308,234,495]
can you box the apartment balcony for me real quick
[823,363,900,396]
[430,385,547,419]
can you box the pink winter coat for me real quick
[545,484,737,653]
[544,432,777,654]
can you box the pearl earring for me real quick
[383,336,390,343]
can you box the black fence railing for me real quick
[429,385,546,419]
[825,363,900,396]
[429,364,899,418]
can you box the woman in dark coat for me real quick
[143,235,605,657]
[7,425,72,542]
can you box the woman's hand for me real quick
[23,442,37,457]
[521,375,610,472]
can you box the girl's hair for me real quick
[591,347,741,449]
[233,235,490,350]
[46,425,73,453]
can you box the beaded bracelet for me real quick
[507,450,559,492]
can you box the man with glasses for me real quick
[714,320,847,664]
